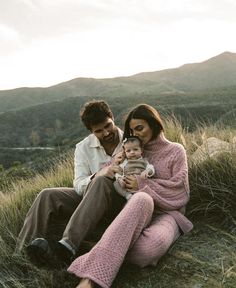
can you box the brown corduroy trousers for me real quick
[16,176,125,252]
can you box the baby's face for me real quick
[124,141,142,160]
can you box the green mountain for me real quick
[0,92,235,149]
[1,51,236,112]
[1,51,236,170]
[133,51,236,90]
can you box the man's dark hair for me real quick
[80,100,114,130]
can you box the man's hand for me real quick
[95,165,122,179]
[113,151,125,165]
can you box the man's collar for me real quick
[89,134,101,148]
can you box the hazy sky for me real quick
[1,0,236,90]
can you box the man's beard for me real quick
[103,132,115,143]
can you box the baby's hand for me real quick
[140,171,148,179]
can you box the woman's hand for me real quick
[118,177,126,188]
[140,170,149,179]
[124,175,138,192]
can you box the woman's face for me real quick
[129,118,153,145]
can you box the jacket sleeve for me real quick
[73,145,93,196]
[136,145,190,211]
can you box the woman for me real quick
[67,104,193,288]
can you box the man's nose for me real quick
[103,130,109,136]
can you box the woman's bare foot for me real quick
[76,278,95,288]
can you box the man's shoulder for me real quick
[75,134,96,149]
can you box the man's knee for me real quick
[36,188,58,203]
[88,176,114,195]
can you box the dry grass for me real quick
[1,120,236,287]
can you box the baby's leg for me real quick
[113,180,132,200]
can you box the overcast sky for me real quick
[1,0,236,90]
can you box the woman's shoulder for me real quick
[145,133,186,156]
[169,141,185,151]
[154,133,185,151]
[167,141,186,156]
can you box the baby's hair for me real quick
[122,136,143,148]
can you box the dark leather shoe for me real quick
[26,238,53,266]
[26,238,74,267]
[54,242,74,265]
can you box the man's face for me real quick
[90,117,118,144]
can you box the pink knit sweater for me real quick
[136,132,192,233]
[68,133,193,287]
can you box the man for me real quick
[16,100,124,266]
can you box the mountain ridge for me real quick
[0,51,236,112]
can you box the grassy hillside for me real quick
[1,93,235,148]
[1,92,235,173]
[216,108,236,128]
[1,120,236,288]
[1,52,236,112]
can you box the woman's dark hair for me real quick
[122,136,143,148]
[123,104,164,140]
[80,100,113,130]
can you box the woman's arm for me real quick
[136,145,189,211]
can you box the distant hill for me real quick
[1,51,236,112]
[0,93,235,150]
[133,51,236,90]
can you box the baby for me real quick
[113,136,155,200]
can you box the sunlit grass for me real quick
[1,118,236,287]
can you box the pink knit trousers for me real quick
[67,192,180,288]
